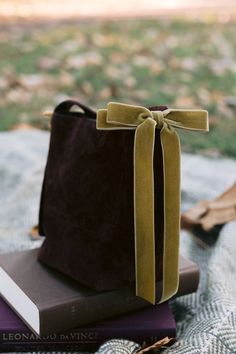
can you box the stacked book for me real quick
[0,248,199,352]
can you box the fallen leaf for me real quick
[174,95,196,107]
[12,123,34,131]
[136,337,176,353]
[37,56,60,70]
[80,81,94,95]
[99,87,111,99]
[106,66,122,80]
[19,74,46,89]
[124,76,137,88]
[180,57,198,72]
[58,71,75,87]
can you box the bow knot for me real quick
[138,110,165,129]
[152,111,165,129]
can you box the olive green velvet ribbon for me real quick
[96,102,208,304]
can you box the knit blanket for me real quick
[1,130,236,354]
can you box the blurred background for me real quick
[1,0,236,156]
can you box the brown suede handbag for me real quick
[38,99,208,304]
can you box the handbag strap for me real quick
[54,100,97,119]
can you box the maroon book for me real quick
[0,297,176,352]
[0,249,199,336]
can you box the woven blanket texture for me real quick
[1,130,236,354]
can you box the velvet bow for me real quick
[97,102,208,304]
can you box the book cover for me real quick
[0,297,176,352]
[0,248,199,336]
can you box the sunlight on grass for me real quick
[0,18,236,156]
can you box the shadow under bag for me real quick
[38,99,208,304]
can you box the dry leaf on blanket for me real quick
[136,336,176,353]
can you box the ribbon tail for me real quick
[134,118,156,304]
[160,124,180,302]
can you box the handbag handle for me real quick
[54,100,97,119]
[50,100,167,120]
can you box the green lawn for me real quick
[1,18,236,156]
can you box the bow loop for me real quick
[106,102,150,127]
[164,109,209,132]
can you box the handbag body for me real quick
[38,99,208,304]
[38,100,165,297]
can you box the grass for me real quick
[0,18,236,156]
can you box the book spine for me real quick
[40,288,148,335]
[39,266,198,336]
[0,327,176,352]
